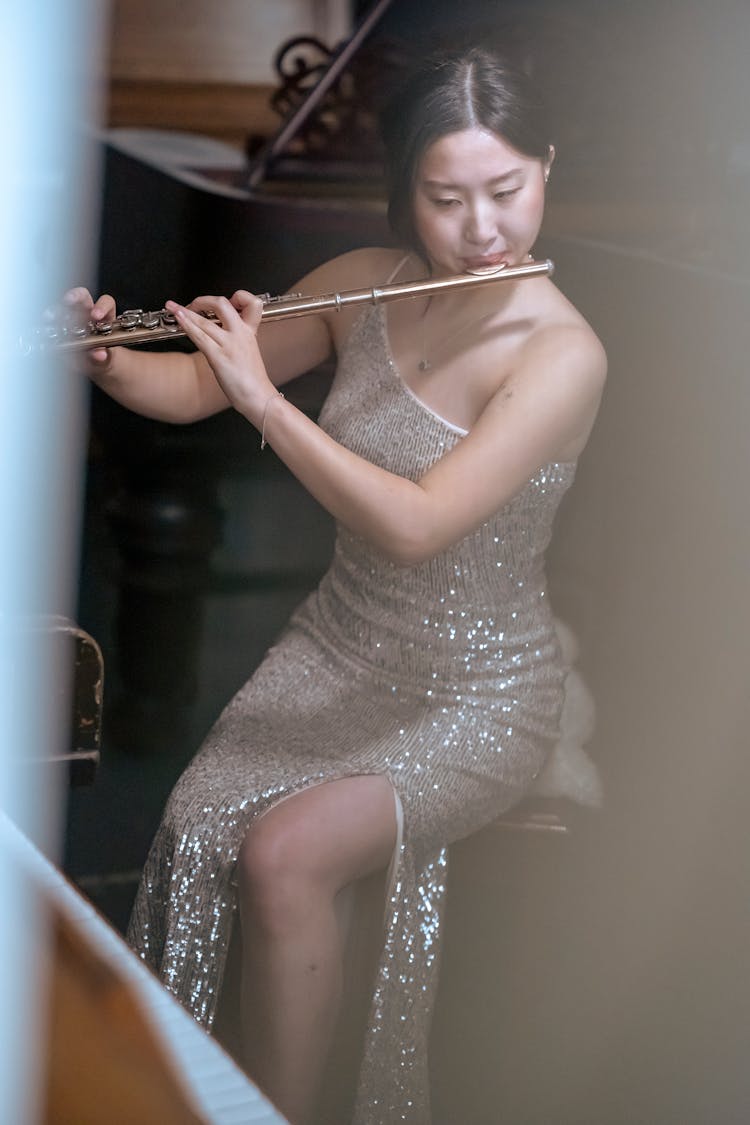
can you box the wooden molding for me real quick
[107,79,279,148]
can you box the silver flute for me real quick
[34,258,553,354]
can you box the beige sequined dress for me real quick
[127,292,576,1123]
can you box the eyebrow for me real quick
[420,169,524,190]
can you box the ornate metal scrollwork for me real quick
[270,34,371,158]
[262,33,410,164]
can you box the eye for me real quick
[494,187,521,201]
[431,197,460,209]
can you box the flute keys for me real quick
[88,308,165,339]
[119,309,143,330]
[261,291,301,305]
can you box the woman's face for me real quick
[412,127,552,274]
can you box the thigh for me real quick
[246,773,399,894]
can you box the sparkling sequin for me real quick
[127,300,576,1123]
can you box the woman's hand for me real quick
[166,291,275,425]
[61,287,117,373]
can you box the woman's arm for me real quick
[83,335,230,424]
[66,248,389,424]
[170,293,606,565]
[83,307,331,424]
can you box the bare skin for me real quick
[68,127,607,1123]
[235,775,397,1124]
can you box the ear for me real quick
[544,145,556,182]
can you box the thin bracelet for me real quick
[260,390,285,450]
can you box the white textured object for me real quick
[529,619,604,807]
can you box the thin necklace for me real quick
[417,252,534,372]
[418,299,496,372]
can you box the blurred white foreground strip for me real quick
[3,813,289,1125]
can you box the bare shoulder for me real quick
[293,247,410,350]
[297,246,410,294]
[532,319,606,383]
[483,287,606,462]
[521,285,607,392]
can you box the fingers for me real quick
[62,288,115,368]
[63,288,116,326]
[184,294,239,336]
[163,290,266,379]
[184,291,264,331]
[165,299,226,350]
[231,290,265,329]
[89,293,117,326]
[186,294,225,317]
[63,286,94,314]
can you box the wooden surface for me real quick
[41,908,207,1125]
[107,79,278,148]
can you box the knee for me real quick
[236,813,322,937]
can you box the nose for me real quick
[463,199,497,246]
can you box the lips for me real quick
[461,253,509,271]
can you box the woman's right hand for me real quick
[62,287,117,373]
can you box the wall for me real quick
[432,239,750,1124]
[109,0,350,83]
[106,0,352,145]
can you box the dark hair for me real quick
[380,47,552,260]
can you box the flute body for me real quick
[35,259,553,355]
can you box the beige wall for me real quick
[106,0,352,142]
[535,238,750,1119]
[434,237,750,1121]
[109,0,351,84]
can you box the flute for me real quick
[33,258,553,354]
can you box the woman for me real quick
[72,46,605,1125]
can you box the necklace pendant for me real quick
[418,358,431,372]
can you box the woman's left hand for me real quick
[165,291,275,424]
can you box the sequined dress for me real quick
[126,293,576,1123]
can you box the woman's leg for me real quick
[235,774,398,1125]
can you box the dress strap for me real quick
[384,253,414,285]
